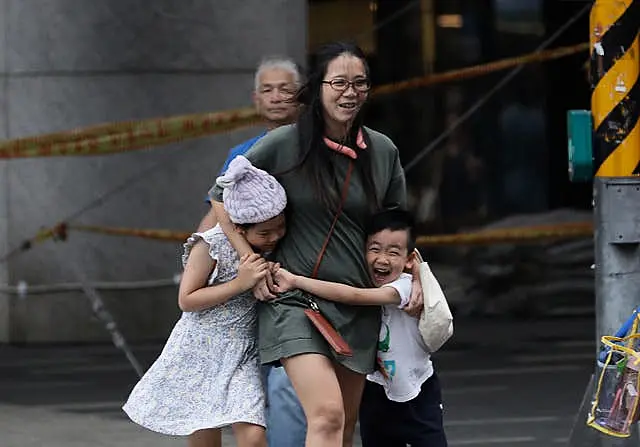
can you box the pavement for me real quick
[0,315,601,446]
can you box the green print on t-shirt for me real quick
[379,322,390,352]
[377,322,396,380]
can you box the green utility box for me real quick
[567,110,593,182]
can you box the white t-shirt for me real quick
[367,273,434,402]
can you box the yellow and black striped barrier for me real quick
[590,0,639,177]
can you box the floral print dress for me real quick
[122,226,265,435]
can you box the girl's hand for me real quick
[272,268,297,293]
[268,262,281,273]
[252,276,276,301]
[237,253,268,291]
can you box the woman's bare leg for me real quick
[232,422,267,447]
[282,354,344,447]
[334,362,366,447]
[187,428,222,447]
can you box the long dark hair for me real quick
[280,42,379,214]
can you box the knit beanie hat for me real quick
[216,156,287,224]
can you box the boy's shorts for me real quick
[359,372,448,447]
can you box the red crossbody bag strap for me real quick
[303,161,355,357]
[311,161,354,278]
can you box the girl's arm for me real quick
[178,241,267,312]
[273,269,401,306]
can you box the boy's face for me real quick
[236,213,286,253]
[365,229,413,287]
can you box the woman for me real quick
[210,42,413,447]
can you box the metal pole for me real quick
[590,0,639,179]
[591,0,640,338]
[590,0,640,444]
[68,259,145,378]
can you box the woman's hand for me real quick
[236,253,269,291]
[404,258,424,317]
[271,267,297,293]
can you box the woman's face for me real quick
[320,53,369,133]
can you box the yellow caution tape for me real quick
[416,222,593,246]
[70,222,594,246]
[372,42,589,97]
[0,43,589,159]
[0,108,260,159]
[6,221,593,265]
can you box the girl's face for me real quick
[320,53,369,134]
[236,213,286,253]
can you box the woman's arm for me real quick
[208,131,286,299]
[211,200,276,300]
[178,241,267,311]
[273,268,400,305]
[383,149,424,315]
[211,201,254,257]
[196,205,217,232]
[382,147,408,209]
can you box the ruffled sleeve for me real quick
[182,231,221,285]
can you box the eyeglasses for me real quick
[322,78,371,92]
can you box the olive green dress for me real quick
[210,124,406,374]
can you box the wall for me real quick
[0,0,307,343]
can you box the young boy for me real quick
[273,209,448,447]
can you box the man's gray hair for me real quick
[254,57,301,91]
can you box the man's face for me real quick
[253,68,299,127]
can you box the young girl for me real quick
[122,156,287,447]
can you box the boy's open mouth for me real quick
[371,267,391,284]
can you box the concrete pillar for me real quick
[0,0,307,343]
[0,4,9,341]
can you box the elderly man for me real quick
[196,56,307,447]
[198,57,301,231]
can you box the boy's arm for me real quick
[284,273,401,306]
[404,249,424,316]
